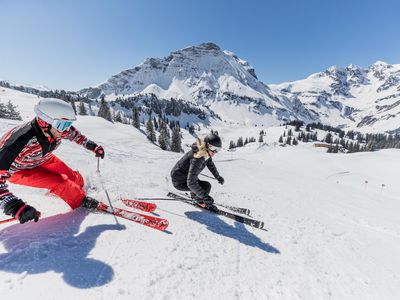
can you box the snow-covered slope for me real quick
[1,87,400,299]
[271,61,400,133]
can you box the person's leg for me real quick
[198,180,211,195]
[9,167,85,209]
[172,181,191,192]
[40,155,84,188]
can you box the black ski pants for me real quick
[173,180,211,197]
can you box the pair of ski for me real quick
[166,192,264,229]
[101,193,264,230]
[97,199,169,231]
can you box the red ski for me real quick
[97,202,169,231]
[121,199,156,213]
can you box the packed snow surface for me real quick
[1,88,400,299]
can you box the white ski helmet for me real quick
[34,98,76,132]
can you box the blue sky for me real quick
[0,0,399,90]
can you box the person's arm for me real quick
[206,158,224,184]
[0,129,40,223]
[62,126,105,158]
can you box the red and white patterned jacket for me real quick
[0,119,97,210]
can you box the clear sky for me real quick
[0,0,399,90]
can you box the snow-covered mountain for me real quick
[80,43,400,133]
[79,43,296,126]
[271,61,400,133]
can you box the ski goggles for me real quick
[208,145,221,153]
[51,119,73,132]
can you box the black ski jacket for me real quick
[170,139,220,198]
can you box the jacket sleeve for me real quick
[62,126,97,151]
[187,158,207,198]
[0,128,30,211]
[206,158,220,179]
[0,171,17,211]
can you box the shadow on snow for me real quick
[0,209,125,289]
[185,211,280,254]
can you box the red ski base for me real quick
[121,199,156,213]
[97,203,169,231]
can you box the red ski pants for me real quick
[8,155,86,209]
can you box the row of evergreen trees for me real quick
[281,121,400,152]
[145,116,182,152]
[0,81,91,104]
[228,130,266,149]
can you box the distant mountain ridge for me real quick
[2,42,399,133]
[270,61,400,133]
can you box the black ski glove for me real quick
[94,145,105,159]
[3,198,40,224]
[217,176,224,185]
[86,141,105,159]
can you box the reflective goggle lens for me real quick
[208,145,221,153]
[52,120,73,132]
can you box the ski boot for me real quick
[81,196,100,209]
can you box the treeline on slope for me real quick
[228,130,266,149]
[281,120,400,152]
[114,93,220,123]
[0,81,91,104]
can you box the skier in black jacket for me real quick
[170,133,224,207]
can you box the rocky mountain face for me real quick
[270,61,400,133]
[79,42,308,126]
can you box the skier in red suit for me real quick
[0,98,104,224]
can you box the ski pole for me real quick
[0,217,17,225]
[0,211,42,225]
[200,173,217,181]
[95,159,120,225]
[135,197,197,202]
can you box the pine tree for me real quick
[158,128,168,150]
[98,97,112,121]
[229,140,236,149]
[325,132,332,143]
[5,100,22,120]
[237,137,244,147]
[259,132,264,142]
[78,101,87,115]
[292,138,298,145]
[170,126,182,153]
[146,118,156,142]
[132,108,140,129]
[153,117,158,131]
[115,112,122,123]
[278,135,283,143]
[286,137,292,145]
